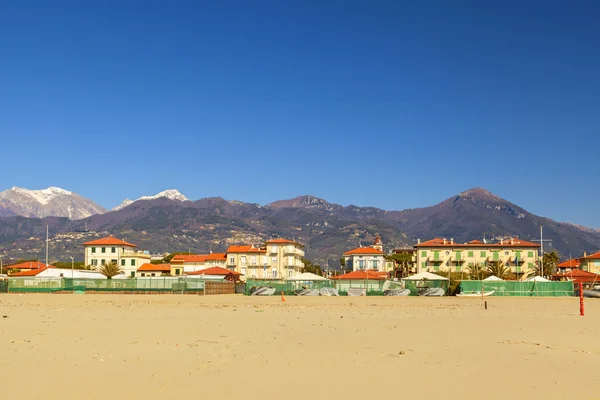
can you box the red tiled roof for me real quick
[83,236,137,247]
[415,237,539,248]
[205,253,227,261]
[6,261,49,270]
[552,269,600,283]
[137,263,171,272]
[9,267,48,276]
[330,270,386,280]
[186,266,242,276]
[557,259,580,268]
[226,245,266,253]
[171,254,209,263]
[581,251,600,260]
[343,247,385,255]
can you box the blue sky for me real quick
[1,1,599,226]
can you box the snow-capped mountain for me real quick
[0,187,106,219]
[112,189,189,211]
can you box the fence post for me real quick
[579,282,584,316]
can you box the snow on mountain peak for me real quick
[9,186,73,204]
[112,189,189,211]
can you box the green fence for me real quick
[7,277,207,294]
[0,279,8,293]
[460,280,574,297]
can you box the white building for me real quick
[83,236,151,278]
[343,235,387,272]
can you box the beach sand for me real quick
[1,294,598,399]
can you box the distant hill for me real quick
[0,188,599,265]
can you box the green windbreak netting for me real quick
[244,279,335,295]
[460,280,574,296]
[8,277,206,293]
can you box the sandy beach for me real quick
[1,294,598,399]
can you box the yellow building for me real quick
[580,251,600,274]
[414,237,540,279]
[83,236,151,278]
[226,238,305,280]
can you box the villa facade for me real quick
[83,236,151,278]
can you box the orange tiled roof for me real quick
[171,254,209,263]
[581,251,600,260]
[557,259,580,268]
[6,261,49,270]
[343,247,385,255]
[83,236,137,247]
[206,253,227,261]
[226,245,266,253]
[137,263,171,272]
[265,238,304,247]
[9,267,48,276]
[415,237,539,248]
[552,269,600,283]
[186,266,242,276]
[330,270,386,280]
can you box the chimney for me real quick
[511,238,514,245]
[417,239,421,244]
[584,251,587,257]
[443,238,447,245]
[450,238,454,245]
[500,239,503,245]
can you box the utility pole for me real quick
[0,254,4,275]
[46,225,49,268]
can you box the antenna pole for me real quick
[540,226,544,278]
[45,225,49,267]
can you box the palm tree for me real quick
[97,262,122,279]
[486,262,512,280]
[468,262,489,280]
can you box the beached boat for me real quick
[456,290,495,297]
[250,286,276,296]
[418,287,445,297]
[583,290,600,298]
[384,289,410,296]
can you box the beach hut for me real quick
[527,275,551,282]
[402,272,450,295]
[286,272,329,281]
[484,275,504,281]
[330,270,386,294]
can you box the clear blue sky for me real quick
[1,1,599,226]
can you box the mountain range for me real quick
[0,187,599,266]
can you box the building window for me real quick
[468,251,474,258]
[372,260,379,270]
[528,262,534,269]
[251,256,256,265]
[175,269,180,276]
[91,247,96,253]
[358,260,365,269]
[421,262,426,268]
[230,257,235,265]
[241,267,246,276]
[528,251,534,258]
[251,269,256,278]
[151,273,155,277]
[130,271,135,277]
[420,250,426,257]
[131,259,136,266]
[121,259,126,266]
[272,269,277,279]
[91,259,98,266]
[111,247,116,253]
[101,259,106,266]
[272,245,278,252]
[111,259,117,265]
[288,269,293,277]
[241,256,246,265]
[141,273,145,277]
[272,257,277,263]
[504,251,509,255]
[101,247,106,253]
[445,251,450,255]
[288,256,294,265]
[480,251,486,257]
